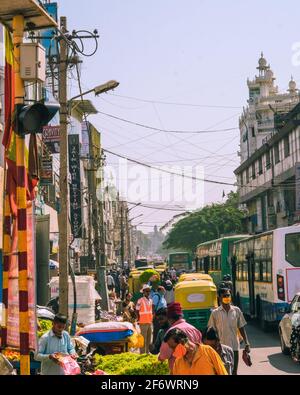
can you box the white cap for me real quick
[140,284,151,293]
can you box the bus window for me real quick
[243,262,248,281]
[266,260,272,282]
[237,263,242,280]
[255,262,260,281]
[262,261,268,282]
[285,233,300,267]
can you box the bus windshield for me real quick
[285,233,300,267]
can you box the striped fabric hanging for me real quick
[1,28,38,355]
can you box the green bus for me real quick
[168,252,193,272]
[195,235,249,286]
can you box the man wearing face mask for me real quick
[208,288,250,375]
[158,302,202,372]
[164,328,227,375]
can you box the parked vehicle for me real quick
[279,292,300,360]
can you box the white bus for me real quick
[233,225,300,330]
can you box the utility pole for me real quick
[88,139,109,310]
[120,203,125,270]
[58,16,70,317]
[126,217,131,268]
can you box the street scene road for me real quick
[2,1,300,380]
[239,323,300,375]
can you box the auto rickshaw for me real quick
[155,265,167,276]
[155,263,167,272]
[174,279,217,331]
[128,270,143,302]
[178,273,213,282]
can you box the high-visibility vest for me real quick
[138,297,153,324]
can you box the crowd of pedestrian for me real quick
[37,265,253,375]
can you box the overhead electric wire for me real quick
[127,202,188,212]
[96,110,239,134]
[103,148,237,186]
[107,92,242,109]
[104,148,298,191]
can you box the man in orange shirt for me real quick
[164,328,228,375]
[136,284,154,354]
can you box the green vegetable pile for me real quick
[37,319,53,338]
[139,269,160,285]
[93,353,169,375]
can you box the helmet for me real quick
[223,274,232,281]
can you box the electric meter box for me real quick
[20,43,46,83]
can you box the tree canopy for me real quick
[162,192,246,253]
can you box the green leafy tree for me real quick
[163,192,246,252]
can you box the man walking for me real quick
[165,328,227,375]
[158,302,202,372]
[164,280,175,305]
[151,286,168,340]
[106,271,115,291]
[202,327,234,375]
[136,284,154,354]
[35,314,78,375]
[150,308,170,354]
[119,271,128,300]
[208,288,250,375]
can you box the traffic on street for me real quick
[0,0,300,381]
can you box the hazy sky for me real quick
[56,0,300,233]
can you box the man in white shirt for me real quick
[208,288,250,375]
[106,271,115,291]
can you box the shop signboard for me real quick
[40,156,53,186]
[81,121,90,158]
[295,163,300,215]
[68,134,82,238]
[42,125,60,154]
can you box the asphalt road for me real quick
[238,322,300,375]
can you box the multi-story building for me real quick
[235,54,300,233]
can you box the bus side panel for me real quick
[236,281,250,316]
[260,300,289,322]
[221,239,230,279]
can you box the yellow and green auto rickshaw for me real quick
[128,270,143,302]
[178,273,213,283]
[174,279,217,331]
